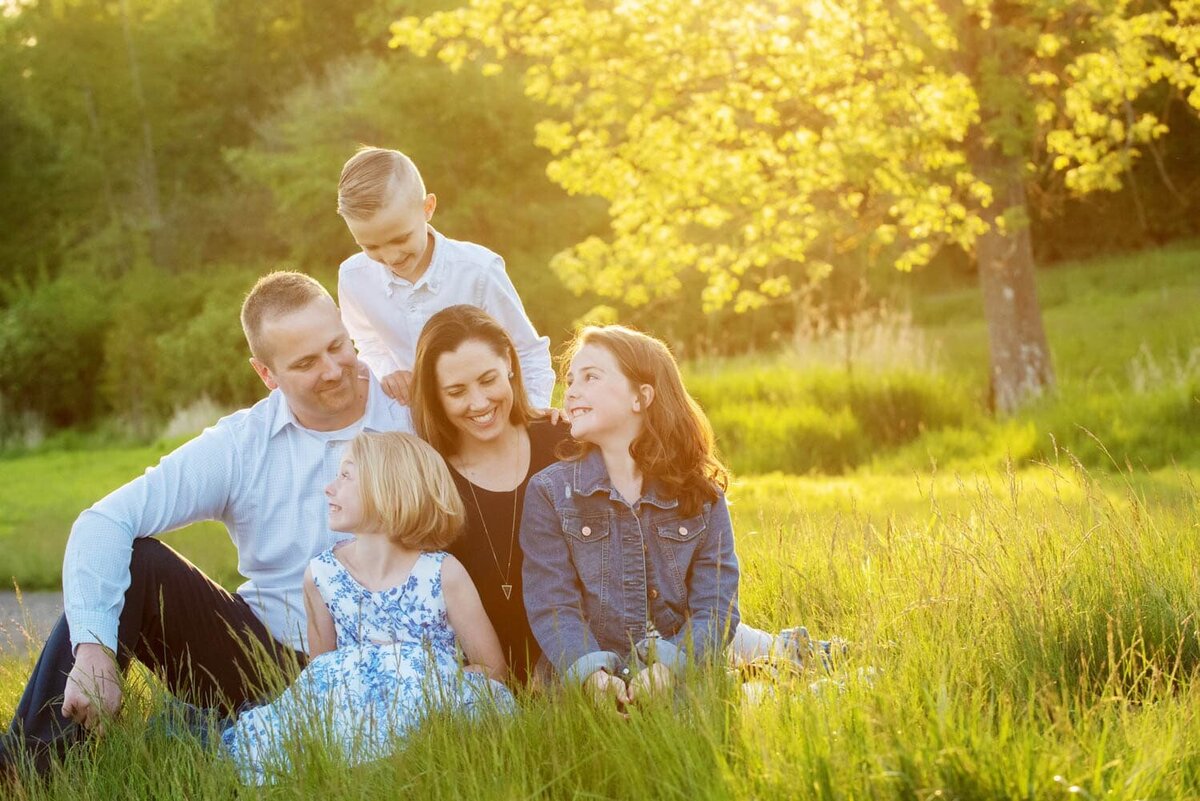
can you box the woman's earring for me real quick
[508,371,514,379]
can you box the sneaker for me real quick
[779,627,850,673]
[815,636,850,673]
[776,626,814,672]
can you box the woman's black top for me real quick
[447,418,571,684]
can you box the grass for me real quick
[0,241,1197,794]
[0,440,239,592]
[1,462,1198,798]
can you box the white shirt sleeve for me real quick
[476,256,556,408]
[338,272,401,379]
[62,426,240,653]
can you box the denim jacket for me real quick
[520,449,740,684]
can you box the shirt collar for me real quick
[268,370,400,439]
[571,447,679,509]
[382,226,444,297]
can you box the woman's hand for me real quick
[584,669,630,713]
[627,663,673,705]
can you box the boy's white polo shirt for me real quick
[337,227,555,408]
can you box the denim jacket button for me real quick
[678,526,688,536]
[582,526,592,537]
[649,588,659,600]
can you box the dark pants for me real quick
[0,539,305,775]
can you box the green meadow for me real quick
[0,243,1197,797]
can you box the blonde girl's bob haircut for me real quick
[346,432,465,550]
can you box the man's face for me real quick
[344,187,437,283]
[251,297,361,429]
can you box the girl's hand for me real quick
[584,669,630,713]
[627,663,673,704]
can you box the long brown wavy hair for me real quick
[562,325,728,517]
[411,305,540,457]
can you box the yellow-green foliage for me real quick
[687,366,978,475]
[391,0,1200,316]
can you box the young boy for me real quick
[336,147,555,407]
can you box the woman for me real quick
[411,305,568,683]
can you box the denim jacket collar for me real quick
[570,448,679,510]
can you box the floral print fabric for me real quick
[221,548,512,784]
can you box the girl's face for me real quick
[565,343,644,445]
[325,456,367,533]
[434,338,515,446]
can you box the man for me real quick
[0,271,412,774]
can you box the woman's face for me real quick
[434,338,515,447]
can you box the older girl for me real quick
[520,325,739,706]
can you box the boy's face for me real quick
[345,186,437,283]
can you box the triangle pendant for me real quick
[501,584,513,600]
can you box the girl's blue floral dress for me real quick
[221,548,512,784]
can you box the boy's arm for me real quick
[477,258,556,408]
[651,495,741,676]
[303,566,338,657]
[442,555,508,681]
[338,271,401,380]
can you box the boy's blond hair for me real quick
[337,147,426,221]
[347,432,464,549]
[240,271,332,365]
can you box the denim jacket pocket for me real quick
[655,512,707,597]
[561,513,612,626]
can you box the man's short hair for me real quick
[337,147,426,221]
[240,271,332,364]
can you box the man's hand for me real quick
[61,643,122,735]
[583,669,630,714]
[627,663,673,704]
[380,370,413,404]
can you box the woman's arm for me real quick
[443,555,508,682]
[303,566,338,658]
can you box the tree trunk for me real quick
[975,166,1056,414]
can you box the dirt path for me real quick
[0,591,62,657]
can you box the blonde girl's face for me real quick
[564,343,644,445]
[325,456,367,533]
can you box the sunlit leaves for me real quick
[390,0,1200,314]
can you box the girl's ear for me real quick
[637,384,655,411]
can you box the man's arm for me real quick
[477,258,556,408]
[63,424,239,654]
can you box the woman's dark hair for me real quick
[411,305,539,456]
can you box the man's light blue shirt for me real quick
[62,373,412,654]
